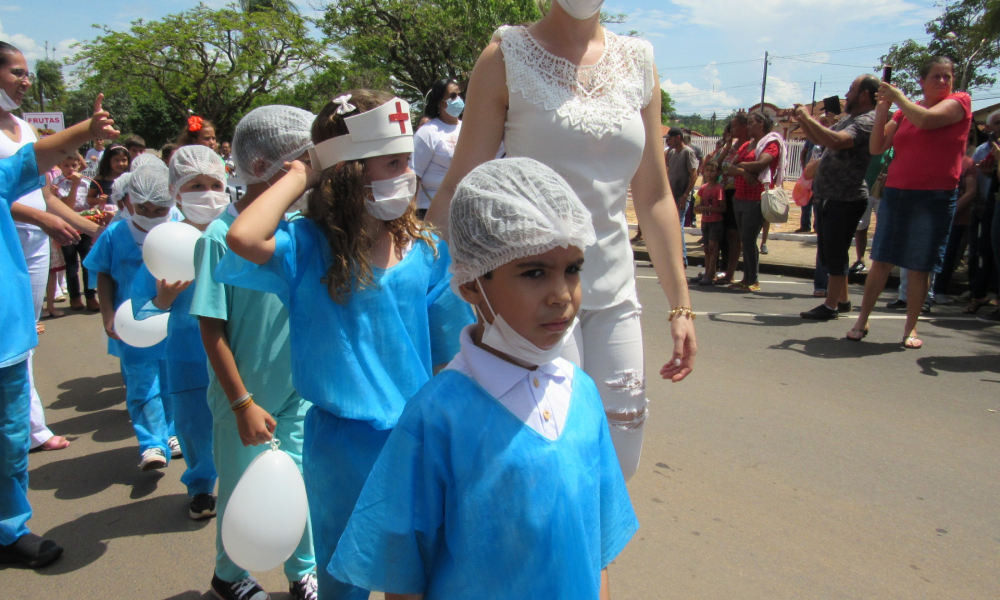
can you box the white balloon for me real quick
[222,447,309,572]
[142,221,201,283]
[113,299,168,348]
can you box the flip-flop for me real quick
[846,327,869,341]
[902,336,923,349]
[963,298,992,314]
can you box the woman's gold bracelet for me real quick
[231,394,254,412]
[668,307,696,321]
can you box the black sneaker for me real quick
[190,493,217,520]
[289,573,318,600]
[212,573,269,600]
[801,304,839,320]
[0,533,63,569]
[837,301,853,313]
[848,260,866,274]
[885,299,907,309]
[976,310,1000,323]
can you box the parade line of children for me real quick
[3,92,639,600]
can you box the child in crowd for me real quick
[695,161,726,286]
[328,158,638,599]
[122,134,147,161]
[130,145,226,523]
[84,164,179,471]
[160,143,178,167]
[52,152,100,311]
[218,91,473,600]
[87,144,129,209]
[191,105,319,600]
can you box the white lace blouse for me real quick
[494,25,655,310]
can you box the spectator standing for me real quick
[51,153,99,312]
[160,142,178,167]
[796,74,878,320]
[694,161,726,285]
[964,110,1000,314]
[666,126,699,265]
[932,124,979,301]
[412,78,463,219]
[122,134,146,161]
[87,145,130,221]
[848,57,972,348]
[719,115,750,284]
[84,138,104,169]
[851,147,893,274]
[177,116,218,151]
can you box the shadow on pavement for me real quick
[769,336,906,358]
[48,407,135,444]
[32,494,210,575]
[30,445,167,500]
[51,372,125,413]
[708,314,812,328]
[915,354,1000,377]
[161,592,212,600]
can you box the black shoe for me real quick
[289,573,318,600]
[848,260,866,274]
[190,493,217,520]
[885,299,907,309]
[976,310,1000,323]
[212,574,269,600]
[837,301,853,313]
[801,304,839,320]
[0,533,63,569]
[793,227,811,233]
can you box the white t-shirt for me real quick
[53,175,91,212]
[411,118,461,210]
[0,116,47,236]
[85,148,103,165]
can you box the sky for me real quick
[3,0,999,115]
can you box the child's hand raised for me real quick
[284,160,321,190]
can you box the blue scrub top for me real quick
[84,219,165,362]
[328,368,639,598]
[215,218,473,429]
[0,144,46,365]
[132,263,209,393]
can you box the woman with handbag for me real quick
[726,111,784,291]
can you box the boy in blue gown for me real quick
[0,97,119,568]
[328,158,639,599]
[84,163,179,471]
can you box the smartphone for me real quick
[882,65,893,84]
[822,96,841,115]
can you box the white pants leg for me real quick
[562,292,646,481]
[17,227,54,448]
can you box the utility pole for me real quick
[811,81,817,113]
[711,112,717,136]
[760,51,768,111]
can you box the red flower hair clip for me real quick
[188,116,204,132]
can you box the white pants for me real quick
[562,291,646,480]
[17,226,54,448]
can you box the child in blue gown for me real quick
[217,90,473,600]
[328,158,639,600]
[84,163,179,471]
[131,145,228,522]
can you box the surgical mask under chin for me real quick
[444,97,465,118]
[0,88,21,112]
[180,190,230,224]
[556,0,604,19]
[365,171,416,221]
[476,279,575,367]
[131,213,170,232]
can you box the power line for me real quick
[778,36,935,59]
[773,56,875,69]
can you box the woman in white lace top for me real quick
[425,0,695,481]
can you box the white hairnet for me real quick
[129,164,174,208]
[233,105,315,184]
[130,153,161,172]
[110,173,132,203]
[169,144,227,197]
[448,157,596,293]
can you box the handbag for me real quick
[761,186,790,223]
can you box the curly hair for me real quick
[310,89,436,304]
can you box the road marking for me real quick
[706,312,991,323]
[639,275,840,286]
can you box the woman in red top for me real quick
[848,57,972,348]
[726,111,781,291]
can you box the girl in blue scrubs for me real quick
[218,90,473,600]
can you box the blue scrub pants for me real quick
[212,388,314,584]
[172,387,217,496]
[304,407,390,600]
[120,359,174,458]
[0,360,32,545]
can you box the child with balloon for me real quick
[84,164,179,471]
[327,158,638,600]
[218,90,474,600]
[190,105,320,600]
[129,144,230,523]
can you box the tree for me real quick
[73,4,329,139]
[879,0,998,96]
[20,58,65,113]
[660,89,675,124]
[318,0,542,99]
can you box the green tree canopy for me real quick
[660,89,675,124]
[73,3,329,139]
[19,58,65,113]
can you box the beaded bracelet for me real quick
[230,392,253,412]
[233,399,254,413]
[667,307,696,321]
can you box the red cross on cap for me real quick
[388,101,408,134]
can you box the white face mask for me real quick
[476,279,575,367]
[131,213,170,232]
[365,171,416,221]
[0,88,21,112]
[556,0,604,20]
[180,190,230,224]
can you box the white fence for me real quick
[687,136,806,182]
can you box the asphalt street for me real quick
[6,263,1000,599]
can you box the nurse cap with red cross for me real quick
[309,96,414,171]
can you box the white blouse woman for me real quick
[426,0,696,480]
